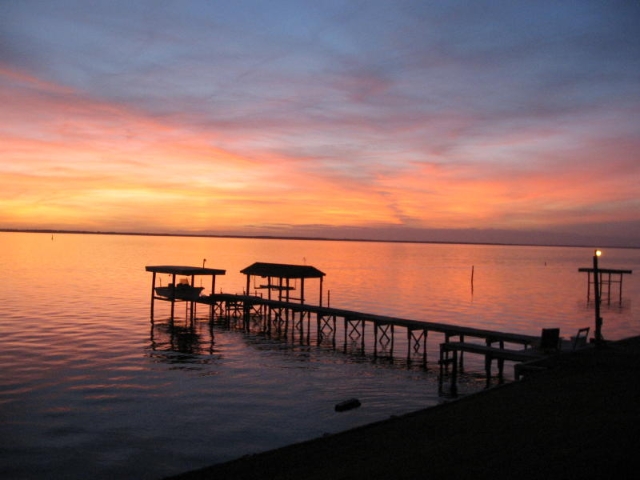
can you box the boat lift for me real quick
[146,265,226,320]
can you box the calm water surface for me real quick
[1,232,638,479]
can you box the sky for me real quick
[1,0,639,247]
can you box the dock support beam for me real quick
[374,322,394,358]
[407,328,428,368]
[344,317,366,353]
[150,271,156,319]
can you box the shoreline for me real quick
[167,336,640,479]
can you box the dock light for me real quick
[593,249,603,345]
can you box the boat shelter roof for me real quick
[145,265,226,276]
[240,262,325,279]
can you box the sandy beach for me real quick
[168,336,640,479]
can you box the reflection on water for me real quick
[0,232,638,479]
[150,321,216,358]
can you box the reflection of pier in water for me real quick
[146,263,555,394]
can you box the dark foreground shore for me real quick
[168,336,640,480]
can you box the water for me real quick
[1,232,638,479]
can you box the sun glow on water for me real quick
[1,232,638,478]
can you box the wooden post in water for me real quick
[471,265,474,294]
[150,271,156,320]
[593,250,603,345]
[170,273,176,321]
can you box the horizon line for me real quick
[2,228,637,251]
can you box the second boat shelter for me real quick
[241,262,325,305]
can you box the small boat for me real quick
[155,280,204,300]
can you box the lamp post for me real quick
[593,249,603,345]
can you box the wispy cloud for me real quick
[1,0,639,245]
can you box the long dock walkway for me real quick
[200,292,539,347]
[186,293,561,392]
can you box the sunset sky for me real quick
[1,1,639,246]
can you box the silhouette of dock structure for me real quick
[578,267,632,305]
[146,263,578,396]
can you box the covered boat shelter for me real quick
[145,265,226,319]
[241,262,325,305]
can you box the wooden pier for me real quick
[147,263,578,396]
[578,267,632,305]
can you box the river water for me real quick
[1,232,638,479]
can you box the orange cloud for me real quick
[1,63,639,243]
